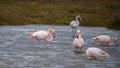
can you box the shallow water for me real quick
[0,25,120,68]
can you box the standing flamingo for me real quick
[91,35,119,46]
[86,47,110,60]
[73,30,84,53]
[28,28,56,47]
[70,15,82,37]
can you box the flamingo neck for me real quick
[75,15,81,26]
[76,18,79,26]
[110,38,119,46]
[45,31,53,42]
[77,32,82,37]
[109,38,113,42]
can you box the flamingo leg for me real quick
[32,40,40,47]
[79,48,83,53]
[75,28,77,37]
[74,28,77,37]
[72,28,75,37]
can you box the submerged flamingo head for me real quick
[100,51,110,58]
[53,32,56,38]
[112,37,119,46]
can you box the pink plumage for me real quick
[86,47,110,60]
[28,28,56,47]
[91,35,119,46]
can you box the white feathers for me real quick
[70,15,82,37]
[70,15,81,28]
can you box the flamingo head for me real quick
[112,37,119,46]
[76,30,81,38]
[91,37,99,46]
[53,32,56,38]
[76,15,82,21]
[48,28,56,38]
[28,35,35,39]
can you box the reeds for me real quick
[0,0,120,29]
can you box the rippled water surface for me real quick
[0,25,120,68]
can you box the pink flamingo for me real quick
[73,30,84,52]
[91,35,119,46]
[28,28,56,47]
[86,47,110,60]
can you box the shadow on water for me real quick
[0,25,120,68]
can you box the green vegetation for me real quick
[0,0,120,29]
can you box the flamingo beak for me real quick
[28,35,34,39]
[91,38,99,46]
[76,36,79,38]
[91,38,95,41]
[53,32,56,38]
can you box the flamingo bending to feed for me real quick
[28,28,56,47]
[73,30,84,52]
[70,15,82,37]
[86,47,110,60]
[91,35,119,46]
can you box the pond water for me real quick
[0,25,120,68]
